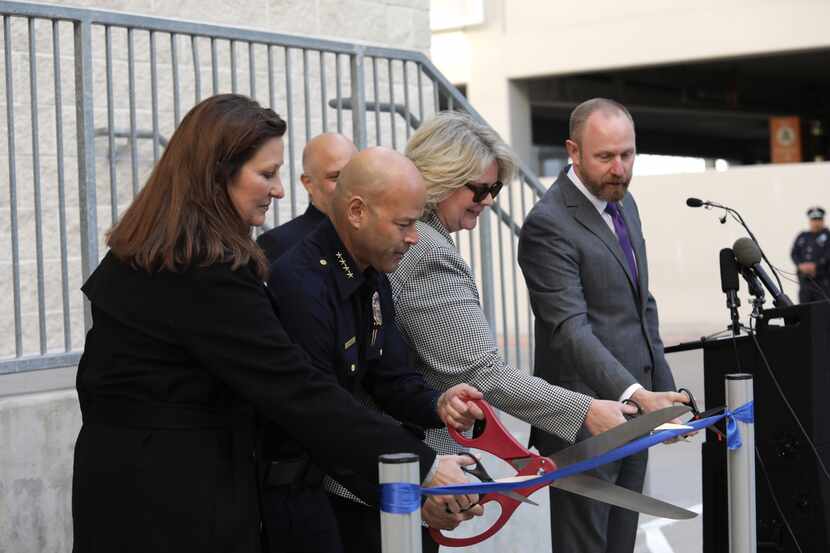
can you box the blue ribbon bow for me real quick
[725,400,754,450]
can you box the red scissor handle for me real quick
[447,399,533,462]
[428,455,555,547]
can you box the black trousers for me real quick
[549,450,648,553]
[261,486,344,553]
[328,494,439,553]
[799,279,830,304]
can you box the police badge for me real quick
[371,291,382,346]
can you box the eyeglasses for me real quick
[464,181,503,203]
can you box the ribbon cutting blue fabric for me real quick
[380,482,421,514]
[726,400,754,450]
[404,401,754,498]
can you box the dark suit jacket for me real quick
[518,168,675,454]
[72,252,436,553]
[257,203,326,264]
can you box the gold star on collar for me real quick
[335,251,354,279]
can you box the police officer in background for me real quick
[256,132,358,263]
[267,146,486,552]
[791,206,830,303]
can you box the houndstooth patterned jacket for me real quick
[388,211,593,455]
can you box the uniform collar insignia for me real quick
[335,251,354,279]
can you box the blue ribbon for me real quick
[726,400,754,450]
[420,402,754,497]
[379,482,421,514]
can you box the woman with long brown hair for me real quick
[71,94,469,553]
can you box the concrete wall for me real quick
[0,390,80,553]
[63,0,432,52]
[434,0,830,82]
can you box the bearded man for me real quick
[518,98,687,553]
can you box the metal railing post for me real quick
[74,17,99,330]
[478,209,497,335]
[350,48,367,149]
[379,453,422,553]
[726,373,756,553]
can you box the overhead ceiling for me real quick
[528,48,830,163]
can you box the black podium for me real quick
[699,302,830,553]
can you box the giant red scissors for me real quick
[429,399,696,547]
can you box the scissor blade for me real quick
[552,474,696,519]
[498,490,539,506]
[549,405,691,469]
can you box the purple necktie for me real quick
[604,202,638,281]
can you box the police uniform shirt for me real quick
[792,227,830,282]
[268,217,442,429]
[257,203,327,265]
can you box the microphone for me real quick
[740,265,766,302]
[686,197,727,209]
[719,248,741,335]
[688,197,788,296]
[733,237,793,308]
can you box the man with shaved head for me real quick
[256,133,359,553]
[257,132,358,263]
[267,147,484,552]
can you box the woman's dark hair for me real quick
[107,94,286,278]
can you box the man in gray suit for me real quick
[518,98,688,553]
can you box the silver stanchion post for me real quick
[726,373,756,553]
[379,453,422,553]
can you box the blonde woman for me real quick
[389,111,636,550]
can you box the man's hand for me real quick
[437,384,485,431]
[583,399,639,436]
[799,262,817,277]
[422,454,484,529]
[630,389,697,443]
[421,495,484,530]
[629,388,690,413]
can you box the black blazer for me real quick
[72,252,436,553]
[257,203,326,264]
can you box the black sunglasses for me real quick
[464,181,503,203]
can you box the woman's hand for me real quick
[437,384,484,431]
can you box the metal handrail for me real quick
[0,0,542,374]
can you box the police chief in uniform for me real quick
[256,133,359,553]
[791,206,830,304]
[267,147,485,553]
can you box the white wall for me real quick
[635,161,829,341]
[542,161,830,343]
[433,0,830,83]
